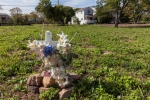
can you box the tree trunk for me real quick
[133,15,137,24]
[115,10,119,27]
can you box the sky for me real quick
[0,0,96,15]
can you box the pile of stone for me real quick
[27,72,80,99]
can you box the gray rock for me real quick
[28,86,39,94]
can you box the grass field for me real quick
[1,24,150,99]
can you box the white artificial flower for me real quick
[57,74,69,87]
[27,40,39,51]
[56,32,71,53]
[50,67,69,87]
[57,32,68,41]
[27,40,53,51]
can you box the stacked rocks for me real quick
[27,73,80,99]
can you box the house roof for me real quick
[76,7,93,12]
[0,13,10,16]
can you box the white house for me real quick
[71,7,97,25]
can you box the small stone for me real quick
[43,77,56,88]
[63,73,81,88]
[69,73,81,81]
[59,87,73,99]
[27,74,43,86]
[28,86,39,94]
[39,87,50,93]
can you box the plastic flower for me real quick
[57,32,68,43]
[27,40,50,51]
[57,32,71,53]
[27,40,39,51]
[57,75,69,87]
[50,67,69,87]
[42,45,54,57]
[44,54,61,68]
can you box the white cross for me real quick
[35,31,57,47]
[44,31,57,46]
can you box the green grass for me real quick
[1,24,150,99]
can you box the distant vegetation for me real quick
[1,0,150,27]
[96,0,150,27]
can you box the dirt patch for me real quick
[86,45,97,49]
[96,24,150,28]
[21,92,40,100]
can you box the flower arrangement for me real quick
[27,31,72,88]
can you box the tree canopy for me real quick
[96,0,150,27]
[9,7,23,25]
[35,0,75,24]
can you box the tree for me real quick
[52,5,75,24]
[35,0,53,20]
[63,6,75,24]
[22,14,30,24]
[30,11,38,23]
[124,0,143,24]
[96,8,113,23]
[53,5,65,24]
[9,7,22,16]
[123,0,150,24]
[96,0,113,23]
[9,7,23,25]
[97,0,130,27]
[140,0,150,22]
[74,8,80,12]
[36,0,75,24]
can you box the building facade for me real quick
[71,7,97,25]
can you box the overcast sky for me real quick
[0,0,96,14]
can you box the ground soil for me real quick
[96,24,150,28]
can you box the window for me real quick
[81,11,82,14]
[88,10,90,13]
[81,18,83,20]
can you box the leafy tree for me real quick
[9,7,23,25]
[96,0,129,27]
[36,0,75,24]
[140,0,150,22]
[35,0,53,20]
[96,0,113,23]
[30,11,38,23]
[63,6,75,24]
[123,0,144,24]
[74,8,80,12]
[123,0,150,24]
[72,16,80,24]
[22,14,31,24]
[53,5,65,24]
